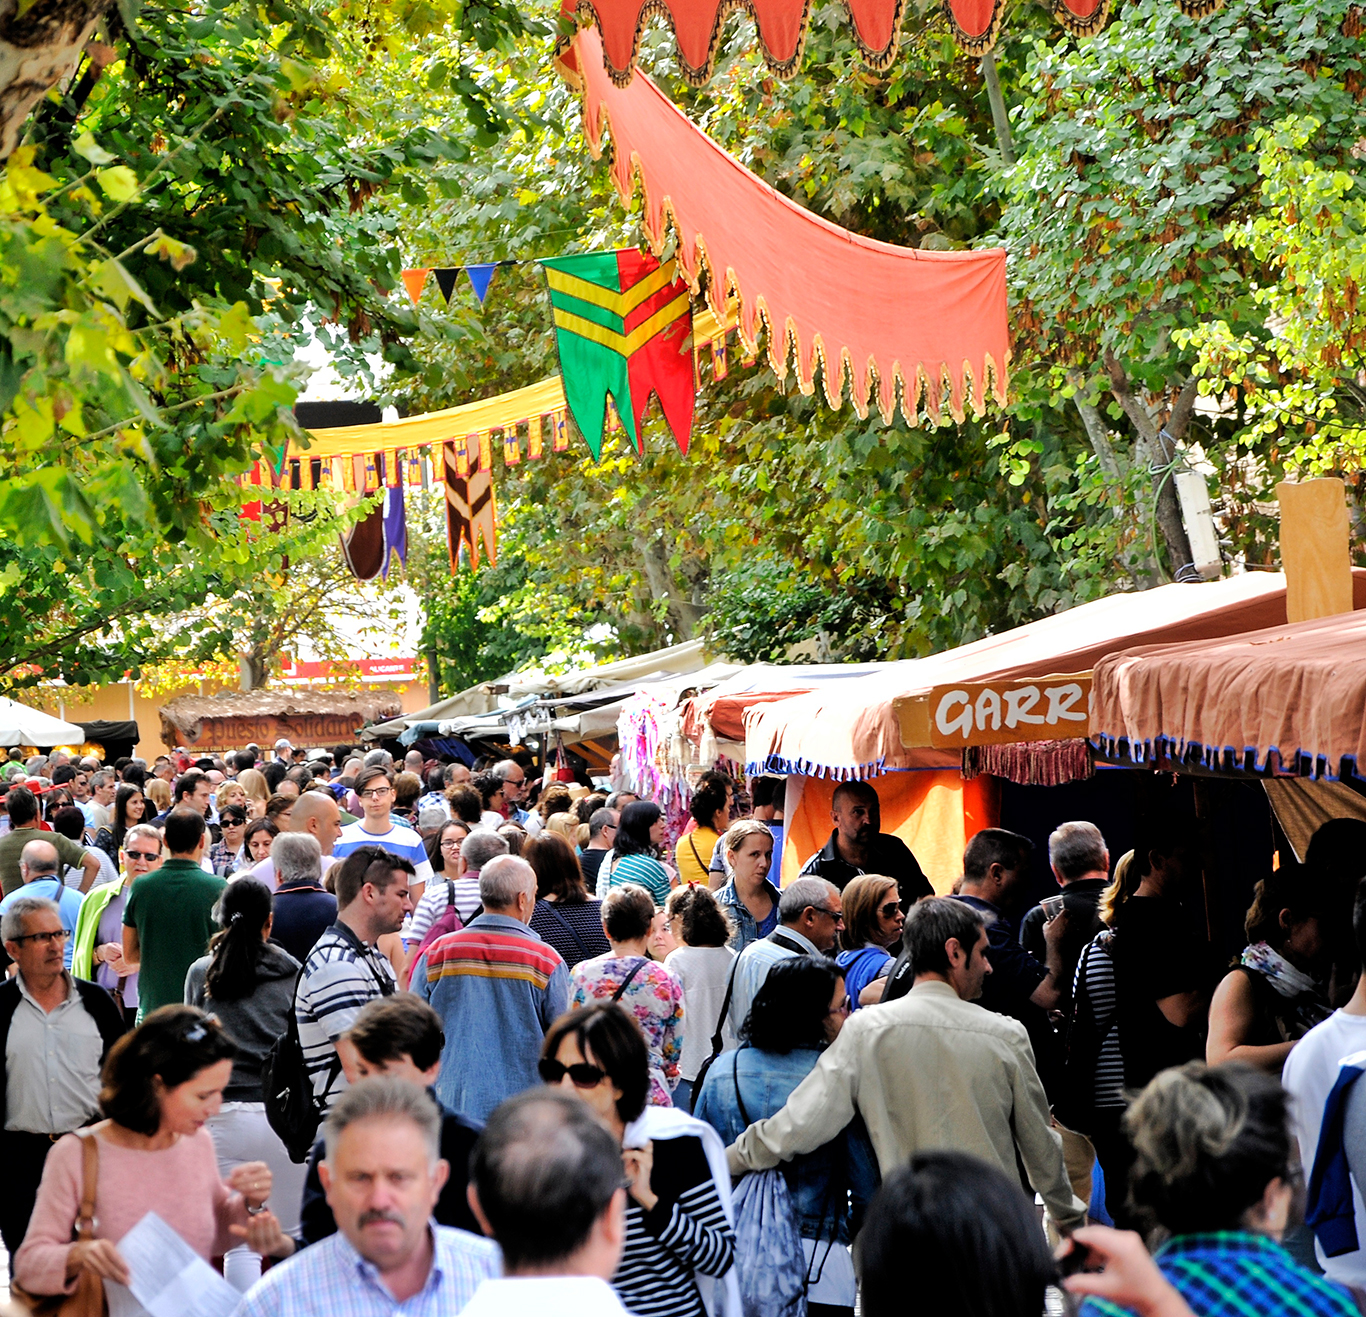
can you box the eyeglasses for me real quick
[12,930,68,945]
[359,787,393,799]
[878,901,902,919]
[538,1058,608,1088]
[440,839,463,850]
[125,850,159,863]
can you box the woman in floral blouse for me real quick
[570,883,685,1106]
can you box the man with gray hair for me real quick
[1019,821,1110,1025]
[362,748,393,770]
[268,833,337,963]
[724,876,843,1041]
[491,759,531,827]
[233,1078,499,1317]
[412,855,569,1123]
[0,840,85,970]
[0,895,125,1255]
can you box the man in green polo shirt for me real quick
[122,807,225,1019]
[0,786,100,896]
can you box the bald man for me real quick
[234,788,342,890]
[0,841,85,969]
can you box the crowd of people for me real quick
[0,739,1363,1317]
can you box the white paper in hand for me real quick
[115,1212,242,1317]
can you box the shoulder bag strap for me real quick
[75,1130,99,1240]
[732,1045,753,1128]
[687,834,706,878]
[710,954,741,1058]
[541,901,591,960]
[446,879,455,908]
[768,931,809,956]
[611,957,648,1003]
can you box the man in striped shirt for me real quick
[413,855,569,1124]
[296,846,411,1110]
[334,766,433,915]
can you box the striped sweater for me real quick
[413,913,570,1123]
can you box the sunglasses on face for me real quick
[879,901,902,919]
[125,850,159,863]
[538,1057,608,1088]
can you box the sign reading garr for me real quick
[927,674,1092,748]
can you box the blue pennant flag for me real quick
[465,263,498,305]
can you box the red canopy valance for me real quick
[564,0,1220,75]
[563,26,1009,425]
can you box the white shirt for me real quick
[1283,1007,1366,1285]
[665,944,736,1080]
[459,1276,629,1317]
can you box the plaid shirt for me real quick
[233,1223,500,1317]
[1081,1232,1357,1317]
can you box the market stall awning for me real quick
[1090,608,1366,780]
[0,698,86,748]
[745,572,1366,780]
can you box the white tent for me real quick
[0,697,86,748]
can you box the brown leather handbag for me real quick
[11,1131,107,1317]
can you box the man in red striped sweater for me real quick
[413,855,570,1124]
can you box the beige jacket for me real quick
[726,979,1087,1228]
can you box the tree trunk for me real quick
[239,650,267,691]
[1103,352,1194,579]
[0,0,109,159]
[980,52,1015,167]
[633,532,706,640]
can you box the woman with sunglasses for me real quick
[835,875,904,1011]
[72,823,163,1017]
[14,1006,294,1300]
[694,956,872,1317]
[540,1003,737,1317]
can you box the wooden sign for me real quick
[168,713,371,753]
[895,672,1092,749]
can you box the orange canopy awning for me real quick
[745,572,1366,781]
[1091,608,1366,780]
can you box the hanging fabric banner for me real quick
[465,264,499,305]
[381,483,407,578]
[541,248,694,458]
[528,415,544,460]
[443,443,498,570]
[561,25,1009,424]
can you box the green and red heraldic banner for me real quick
[542,249,695,459]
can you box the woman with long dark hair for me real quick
[695,956,873,1317]
[600,800,674,907]
[94,784,145,861]
[184,879,304,1289]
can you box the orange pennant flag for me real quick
[401,269,430,304]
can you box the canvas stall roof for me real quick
[1090,607,1366,780]
[744,572,1353,780]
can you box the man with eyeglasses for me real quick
[0,841,86,970]
[722,877,844,1042]
[70,822,161,1017]
[0,894,126,1256]
[333,766,433,922]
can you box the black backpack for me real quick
[263,967,340,1163]
[265,955,393,1163]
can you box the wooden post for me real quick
[1277,478,1353,621]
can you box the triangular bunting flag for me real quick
[433,268,460,304]
[465,263,498,305]
[401,268,429,304]
[541,249,695,458]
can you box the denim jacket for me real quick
[715,879,781,953]
[694,1045,878,1242]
